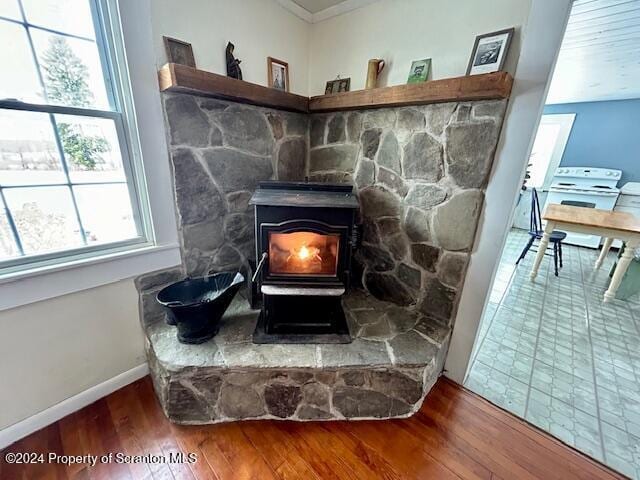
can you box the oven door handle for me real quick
[252,252,268,283]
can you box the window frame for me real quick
[0,0,154,275]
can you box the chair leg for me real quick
[553,242,559,276]
[516,236,536,265]
[558,242,563,268]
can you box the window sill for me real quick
[0,243,182,311]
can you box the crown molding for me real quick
[275,0,380,23]
[275,0,313,22]
[312,0,380,23]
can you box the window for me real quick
[0,0,149,273]
[527,113,575,190]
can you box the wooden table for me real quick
[530,204,640,302]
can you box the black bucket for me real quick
[156,271,245,344]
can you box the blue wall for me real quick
[543,99,640,186]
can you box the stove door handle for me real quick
[252,252,268,283]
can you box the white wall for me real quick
[150,0,311,95]
[0,280,145,431]
[149,0,533,96]
[308,0,532,95]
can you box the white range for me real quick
[544,167,622,248]
[612,182,640,249]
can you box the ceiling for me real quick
[277,0,378,22]
[546,0,640,104]
[291,0,348,13]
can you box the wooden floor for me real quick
[0,377,624,480]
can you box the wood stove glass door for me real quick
[268,231,340,277]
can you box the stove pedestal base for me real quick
[253,306,351,344]
[253,293,351,344]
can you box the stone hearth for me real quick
[146,290,449,423]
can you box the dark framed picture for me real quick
[267,57,289,92]
[466,28,514,75]
[163,36,196,68]
[325,78,351,94]
[407,59,431,84]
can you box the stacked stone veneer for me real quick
[136,91,507,424]
[136,94,309,331]
[309,100,507,327]
[164,93,308,279]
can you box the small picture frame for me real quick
[325,78,351,94]
[407,59,431,84]
[267,57,289,92]
[466,28,514,75]
[163,36,196,68]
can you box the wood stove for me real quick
[249,181,359,343]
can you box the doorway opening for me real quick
[464,1,640,477]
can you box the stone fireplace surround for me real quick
[136,90,508,423]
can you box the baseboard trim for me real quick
[0,363,149,450]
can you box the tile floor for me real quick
[465,228,640,479]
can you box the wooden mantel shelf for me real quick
[158,63,309,113]
[158,63,513,114]
[309,71,513,112]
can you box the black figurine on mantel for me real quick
[225,42,242,80]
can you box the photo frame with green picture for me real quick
[407,59,431,84]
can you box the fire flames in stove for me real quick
[296,244,314,260]
[286,243,322,272]
[268,231,339,276]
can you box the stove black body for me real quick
[249,181,359,344]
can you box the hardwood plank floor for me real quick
[0,377,625,480]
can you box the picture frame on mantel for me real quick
[466,28,514,75]
[163,36,196,68]
[325,78,351,94]
[267,57,289,92]
[407,59,432,84]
